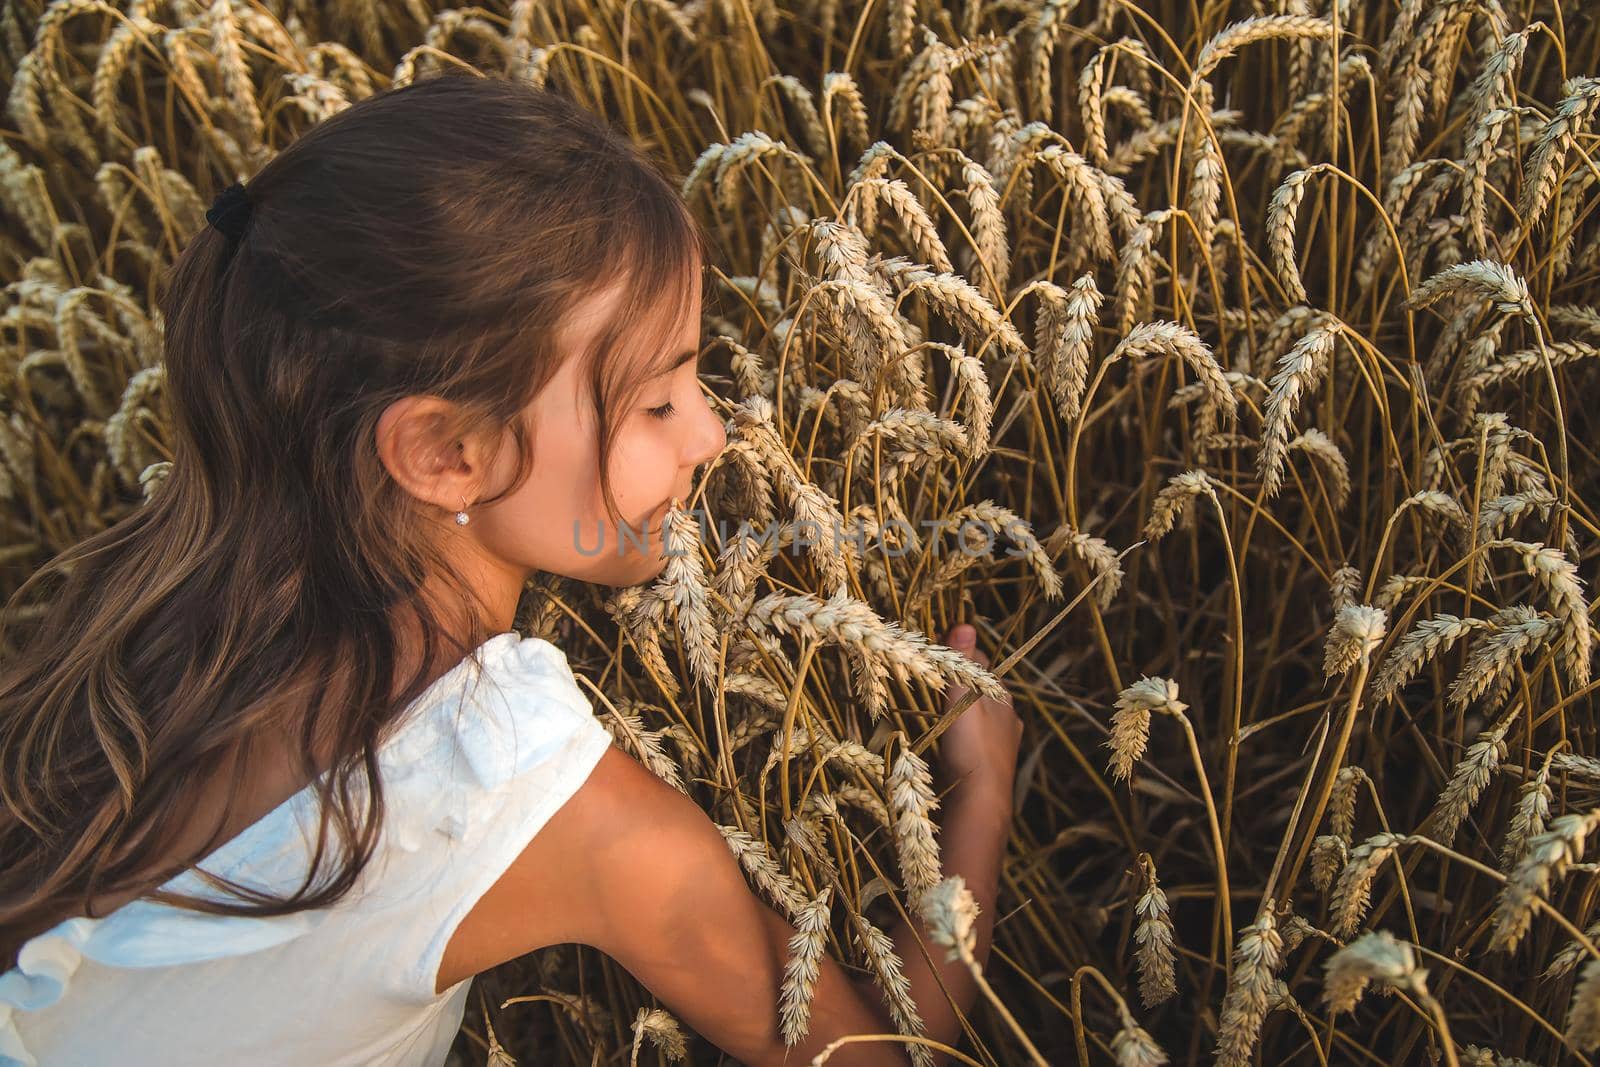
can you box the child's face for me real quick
[473,271,727,588]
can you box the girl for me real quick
[0,73,1021,1066]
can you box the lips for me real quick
[638,495,678,533]
[630,488,691,538]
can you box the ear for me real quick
[375,395,491,512]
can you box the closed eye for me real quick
[647,401,677,420]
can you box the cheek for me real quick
[606,426,680,514]
[505,413,597,524]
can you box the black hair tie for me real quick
[206,181,253,244]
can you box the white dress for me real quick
[0,631,616,1067]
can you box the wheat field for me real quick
[2,0,1599,1063]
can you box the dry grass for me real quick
[1,0,1598,1064]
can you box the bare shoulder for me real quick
[436,741,742,984]
[436,743,659,990]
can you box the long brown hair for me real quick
[0,71,711,966]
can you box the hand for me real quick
[935,623,1021,813]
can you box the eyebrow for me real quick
[651,346,700,378]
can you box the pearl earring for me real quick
[454,497,470,526]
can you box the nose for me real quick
[687,392,727,468]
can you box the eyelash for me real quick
[647,401,677,420]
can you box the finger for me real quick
[944,624,992,666]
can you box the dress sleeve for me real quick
[362,634,616,1003]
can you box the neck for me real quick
[393,552,529,685]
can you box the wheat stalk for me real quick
[1478,488,1559,543]
[888,741,943,913]
[783,809,839,881]
[1036,143,1115,262]
[1550,305,1600,335]
[600,704,690,794]
[1267,168,1315,303]
[876,257,1028,358]
[718,823,811,920]
[1330,766,1367,842]
[1547,918,1600,982]
[1187,128,1223,250]
[1047,272,1100,422]
[607,587,682,699]
[1468,341,1598,403]
[939,500,1062,600]
[656,502,720,690]
[1113,210,1163,332]
[1078,46,1111,167]
[1383,53,1430,178]
[960,156,1010,300]
[745,586,1008,703]
[858,177,954,273]
[1110,321,1236,444]
[1329,566,1363,614]
[1460,1045,1542,1067]
[819,72,871,153]
[920,871,981,965]
[1464,106,1522,255]
[1289,428,1352,510]
[767,74,829,157]
[1311,835,1348,892]
[848,407,969,467]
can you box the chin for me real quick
[591,551,668,588]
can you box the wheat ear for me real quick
[1322,930,1424,1015]
[1329,831,1406,939]
[1426,710,1517,847]
[1107,676,1187,782]
[1215,908,1285,1067]
[1489,811,1600,954]
[1134,853,1177,1007]
[779,886,832,1045]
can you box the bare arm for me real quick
[870,777,1012,1067]
[442,742,1012,1066]
[574,757,910,1067]
[867,622,1021,1067]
